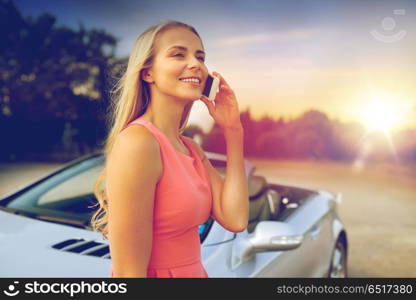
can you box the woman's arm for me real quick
[218,125,248,231]
[106,125,162,277]
[198,71,249,232]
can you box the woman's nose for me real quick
[187,56,203,68]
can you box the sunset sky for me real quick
[15,0,416,133]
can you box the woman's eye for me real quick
[174,53,205,62]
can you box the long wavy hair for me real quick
[90,20,203,240]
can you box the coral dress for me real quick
[108,116,212,278]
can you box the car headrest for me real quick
[248,175,268,199]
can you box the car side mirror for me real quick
[250,221,303,252]
[231,221,303,269]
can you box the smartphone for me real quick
[202,73,219,101]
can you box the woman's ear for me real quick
[141,68,154,83]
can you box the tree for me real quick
[0,0,121,160]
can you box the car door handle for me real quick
[310,225,321,240]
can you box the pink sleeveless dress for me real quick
[108,116,212,278]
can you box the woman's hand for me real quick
[199,71,243,131]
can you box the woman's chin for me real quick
[178,93,202,102]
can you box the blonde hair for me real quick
[90,20,203,240]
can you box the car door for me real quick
[255,194,333,277]
[222,193,332,277]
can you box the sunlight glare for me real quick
[359,97,400,133]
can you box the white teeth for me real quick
[180,78,199,83]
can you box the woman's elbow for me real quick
[228,220,248,233]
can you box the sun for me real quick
[359,96,401,133]
[353,94,409,168]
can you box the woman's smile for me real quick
[179,78,201,87]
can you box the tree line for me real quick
[203,109,416,164]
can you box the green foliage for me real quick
[0,0,126,161]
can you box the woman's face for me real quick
[145,26,209,102]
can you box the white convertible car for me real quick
[0,152,348,277]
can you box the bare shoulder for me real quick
[116,123,160,149]
[109,124,163,181]
[182,135,207,161]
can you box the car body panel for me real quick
[0,210,111,277]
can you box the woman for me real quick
[91,20,249,278]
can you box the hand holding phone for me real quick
[202,73,220,101]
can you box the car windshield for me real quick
[3,156,103,224]
[2,155,226,242]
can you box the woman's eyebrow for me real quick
[167,45,205,55]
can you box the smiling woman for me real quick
[89,19,248,279]
[89,20,212,279]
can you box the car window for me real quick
[3,155,221,243]
[38,166,101,206]
[5,156,103,224]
